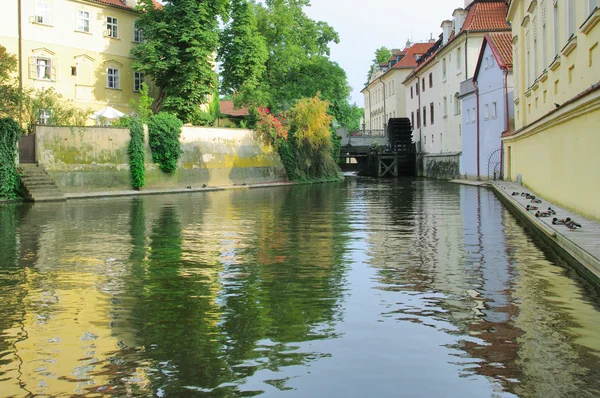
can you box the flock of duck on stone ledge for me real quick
[511,191,583,231]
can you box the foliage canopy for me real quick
[147,113,183,173]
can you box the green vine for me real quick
[0,118,23,199]
[127,117,146,190]
[147,113,183,173]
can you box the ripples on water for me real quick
[1,178,600,397]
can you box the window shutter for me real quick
[29,57,36,79]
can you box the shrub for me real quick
[147,113,183,173]
[255,107,288,147]
[0,118,23,199]
[127,117,145,189]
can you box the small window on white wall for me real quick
[491,102,497,119]
[485,58,489,69]
[490,56,495,68]
[466,109,470,123]
[484,104,490,120]
[471,108,475,123]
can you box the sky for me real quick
[303,0,467,108]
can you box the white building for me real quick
[403,0,511,178]
[361,43,435,132]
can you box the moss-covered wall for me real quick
[35,125,287,192]
[423,153,460,180]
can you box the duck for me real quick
[535,211,551,217]
[552,218,566,225]
[526,205,538,211]
[531,198,542,204]
[548,207,556,215]
[202,184,207,188]
[521,192,529,197]
[565,218,582,231]
[512,192,520,196]
[526,194,536,200]
[186,186,192,189]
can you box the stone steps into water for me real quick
[19,164,66,202]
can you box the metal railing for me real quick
[347,129,386,137]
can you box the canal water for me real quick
[1,178,600,397]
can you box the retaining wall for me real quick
[35,125,287,193]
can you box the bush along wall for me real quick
[0,118,23,199]
[127,117,145,190]
[147,113,183,173]
[255,95,342,183]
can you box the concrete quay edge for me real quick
[491,182,600,286]
[450,178,600,286]
[63,181,297,200]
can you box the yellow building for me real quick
[0,0,160,116]
[504,0,600,220]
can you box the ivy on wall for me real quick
[0,118,23,199]
[147,113,184,173]
[127,117,146,190]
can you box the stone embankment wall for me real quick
[422,152,461,179]
[35,125,287,192]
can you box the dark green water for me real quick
[1,179,600,397]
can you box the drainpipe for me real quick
[473,79,480,179]
[465,32,469,79]
[18,0,23,122]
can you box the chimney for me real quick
[441,20,452,45]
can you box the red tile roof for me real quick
[393,42,436,69]
[220,100,250,117]
[462,0,511,32]
[87,0,162,12]
[488,32,513,68]
[403,0,510,83]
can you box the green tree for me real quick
[219,0,268,106]
[130,83,153,121]
[0,46,20,121]
[132,0,228,123]
[366,46,391,84]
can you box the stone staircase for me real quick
[19,164,66,202]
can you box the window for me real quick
[423,106,427,126]
[430,103,434,125]
[35,0,51,24]
[416,110,421,128]
[133,22,143,43]
[484,104,490,120]
[589,0,600,15]
[77,10,89,32]
[431,134,434,144]
[392,81,395,95]
[457,47,462,71]
[542,0,548,67]
[429,73,433,88]
[134,71,145,92]
[491,102,497,119]
[416,82,419,95]
[526,30,531,87]
[466,109,470,123]
[533,15,538,79]
[107,16,118,38]
[423,135,426,145]
[485,57,489,69]
[411,86,413,99]
[422,78,425,92]
[454,93,460,115]
[490,55,495,68]
[443,58,447,80]
[33,57,52,80]
[471,107,476,123]
[38,109,51,124]
[554,1,560,57]
[411,112,414,128]
[107,67,120,89]
[566,0,575,39]
[443,96,448,117]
